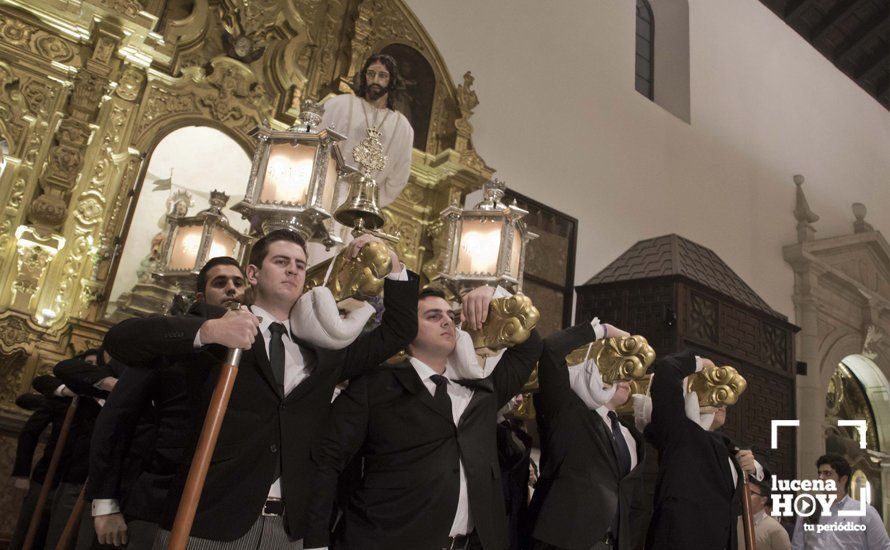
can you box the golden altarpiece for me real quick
[0,0,496,533]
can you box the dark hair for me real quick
[196,256,244,294]
[248,229,308,268]
[750,477,771,501]
[356,54,404,110]
[418,286,448,301]
[817,454,852,493]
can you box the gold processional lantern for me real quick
[232,100,346,247]
[436,179,540,351]
[155,190,251,290]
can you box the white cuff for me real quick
[91,499,120,516]
[695,356,704,372]
[492,285,511,299]
[193,331,203,348]
[53,385,68,397]
[385,264,408,281]
[590,317,605,340]
[753,460,764,481]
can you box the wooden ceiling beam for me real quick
[811,0,871,43]
[785,0,815,20]
[834,7,890,61]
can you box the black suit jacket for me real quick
[103,274,418,541]
[528,323,647,550]
[13,396,68,486]
[305,329,543,550]
[50,363,104,486]
[643,350,742,550]
[87,360,190,523]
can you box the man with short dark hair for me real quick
[737,477,791,550]
[528,320,647,550]
[89,256,248,548]
[791,453,889,549]
[305,285,543,550]
[105,229,418,548]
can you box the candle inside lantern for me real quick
[261,143,318,205]
[456,219,503,275]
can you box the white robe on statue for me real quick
[308,93,414,268]
[321,93,414,206]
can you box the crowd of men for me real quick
[8,53,890,550]
[10,227,890,550]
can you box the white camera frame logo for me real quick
[768,419,869,518]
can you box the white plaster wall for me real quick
[405,0,890,321]
[105,126,251,314]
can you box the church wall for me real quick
[405,0,890,322]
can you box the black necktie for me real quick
[608,411,632,478]
[268,322,287,394]
[430,374,453,421]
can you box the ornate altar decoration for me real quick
[565,335,655,384]
[155,190,250,290]
[467,293,540,351]
[0,0,497,529]
[686,364,748,408]
[232,101,345,245]
[322,240,393,302]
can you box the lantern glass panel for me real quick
[321,153,338,211]
[456,218,504,276]
[168,224,204,270]
[509,229,522,278]
[260,142,318,205]
[209,227,239,260]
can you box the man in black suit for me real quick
[44,353,115,550]
[496,397,533,550]
[9,385,73,550]
[304,285,543,550]
[88,256,249,549]
[528,320,646,550]
[643,351,760,550]
[103,229,418,548]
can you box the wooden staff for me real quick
[739,467,757,550]
[23,395,80,550]
[168,346,243,549]
[54,484,86,550]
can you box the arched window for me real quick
[635,0,655,100]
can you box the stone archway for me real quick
[784,186,890,527]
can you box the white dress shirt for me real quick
[408,357,475,537]
[792,495,890,550]
[595,405,639,472]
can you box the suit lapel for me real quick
[591,410,621,479]
[456,377,493,428]
[392,363,454,424]
[249,328,282,399]
[282,341,320,404]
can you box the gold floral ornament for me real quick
[465,293,540,352]
[352,127,387,177]
[323,240,393,302]
[687,365,747,407]
[565,336,655,384]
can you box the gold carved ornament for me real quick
[687,365,748,408]
[565,335,656,384]
[464,293,540,353]
[322,240,393,303]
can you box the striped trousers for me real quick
[152,516,302,550]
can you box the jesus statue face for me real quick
[364,61,390,101]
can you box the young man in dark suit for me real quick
[305,286,543,550]
[644,351,760,550]
[528,320,646,550]
[103,229,417,549]
[88,256,249,549]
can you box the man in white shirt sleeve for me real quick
[792,454,890,550]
